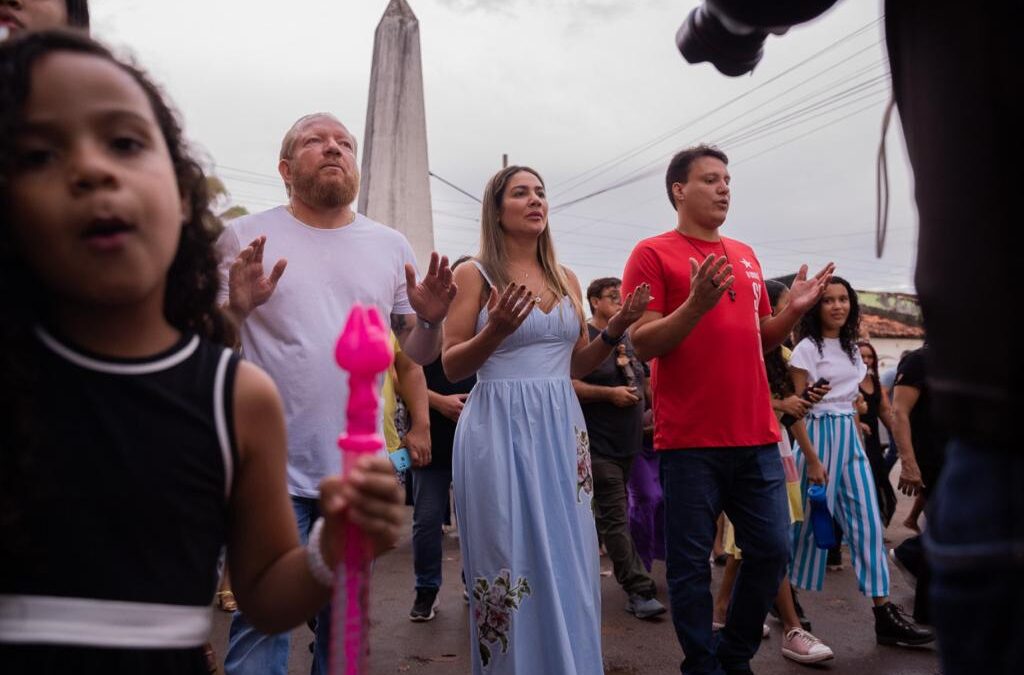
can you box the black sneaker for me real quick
[409,588,439,622]
[873,602,934,647]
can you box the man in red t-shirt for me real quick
[622,145,832,675]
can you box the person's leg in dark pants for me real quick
[592,453,657,598]
[927,439,1023,675]
[893,534,932,623]
[718,445,790,673]
[410,465,452,618]
[661,449,726,674]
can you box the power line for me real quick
[214,164,281,182]
[731,95,890,166]
[551,68,889,213]
[721,86,891,151]
[714,75,890,148]
[690,54,887,150]
[430,171,481,203]
[549,18,883,197]
[550,80,889,214]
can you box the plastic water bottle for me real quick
[807,484,836,549]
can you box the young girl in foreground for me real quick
[0,31,402,674]
[788,277,932,647]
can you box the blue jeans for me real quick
[225,497,331,675]
[926,439,1023,675]
[411,465,452,590]
[661,445,790,674]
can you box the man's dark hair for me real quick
[586,277,621,312]
[66,0,90,29]
[665,144,728,210]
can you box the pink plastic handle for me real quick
[330,304,393,675]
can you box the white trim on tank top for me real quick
[0,594,212,648]
[34,326,200,375]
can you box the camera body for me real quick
[676,0,840,76]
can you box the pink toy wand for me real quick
[331,303,393,675]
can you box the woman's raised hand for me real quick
[606,283,653,339]
[485,283,536,338]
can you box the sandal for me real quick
[216,589,237,613]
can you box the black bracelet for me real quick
[600,328,625,346]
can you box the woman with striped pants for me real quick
[788,277,933,649]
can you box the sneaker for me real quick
[626,593,667,620]
[409,588,439,622]
[873,602,935,647]
[782,628,835,664]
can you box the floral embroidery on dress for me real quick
[575,426,593,502]
[473,569,532,668]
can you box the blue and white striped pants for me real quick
[790,412,890,598]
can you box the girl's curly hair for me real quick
[0,29,227,551]
[795,275,860,364]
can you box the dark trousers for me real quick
[926,439,1023,675]
[661,445,790,675]
[411,464,453,591]
[592,453,656,597]
[893,534,931,623]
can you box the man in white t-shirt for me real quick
[216,112,455,675]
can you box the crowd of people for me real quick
[0,2,1014,675]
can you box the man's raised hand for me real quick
[228,236,287,320]
[786,262,835,314]
[688,254,733,314]
[406,252,457,325]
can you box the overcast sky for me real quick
[90,0,918,292]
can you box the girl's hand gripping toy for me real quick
[331,303,394,675]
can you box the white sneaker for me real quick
[782,627,834,663]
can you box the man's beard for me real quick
[293,169,359,209]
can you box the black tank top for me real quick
[0,327,239,674]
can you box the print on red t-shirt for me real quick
[622,231,780,450]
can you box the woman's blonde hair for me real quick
[476,166,584,332]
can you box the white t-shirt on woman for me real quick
[789,337,867,415]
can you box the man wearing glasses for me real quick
[572,277,667,620]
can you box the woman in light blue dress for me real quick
[442,166,650,674]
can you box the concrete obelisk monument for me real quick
[358,0,435,269]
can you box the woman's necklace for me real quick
[509,265,545,306]
[676,231,736,302]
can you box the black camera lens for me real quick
[676,6,767,77]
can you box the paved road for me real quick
[209,483,940,674]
